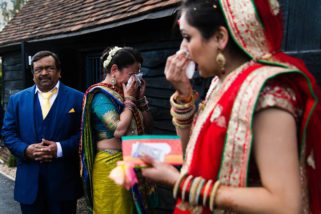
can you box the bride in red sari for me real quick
[141,0,321,213]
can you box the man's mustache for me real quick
[39,76,51,81]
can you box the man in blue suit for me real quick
[2,50,83,214]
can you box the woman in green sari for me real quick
[81,46,152,213]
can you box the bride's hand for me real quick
[165,50,193,97]
[140,155,180,187]
[123,76,139,98]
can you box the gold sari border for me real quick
[182,62,252,174]
[219,0,269,60]
[219,66,299,187]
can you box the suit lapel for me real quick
[48,83,69,135]
[26,86,38,139]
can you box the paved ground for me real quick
[0,173,20,213]
[0,166,174,214]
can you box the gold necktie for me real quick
[40,88,57,119]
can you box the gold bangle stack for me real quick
[170,91,197,129]
[209,180,221,211]
[137,96,149,111]
[173,175,221,210]
[170,92,195,109]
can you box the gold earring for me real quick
[111,76,116,88]
[216,52,226,74]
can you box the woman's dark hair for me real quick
[180,0,240,52]
[181,0,226,40]
[31,50,61,72]
[101,47,137,74]
[123,46,143,65]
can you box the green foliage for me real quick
[0,0,28,29]
[0,1,11,24]
[7,154,16,167]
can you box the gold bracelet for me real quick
[125,95,136,102]
[209,180,221,211]
[173,173,188,199]
[202,180,213,207]
[181,175,193,202]
[175,91,193,103]
[174,90,198,103]
[170,105,196,121]
[172,118,193,129]
[194,177,205,205]
[170,93,195,110]
[189,177,202,205]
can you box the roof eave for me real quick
[0,6,179,49]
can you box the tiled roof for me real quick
[0,0,181,47]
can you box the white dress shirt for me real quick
[35,81,63,158]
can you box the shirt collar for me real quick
[35,81,60,94]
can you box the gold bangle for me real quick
[125,95,136,102]
[181,175,193,202]
[170,93,195,110]
[174,90,198,103]
[194,178,205,205]
[189,177,202,205]
[174,91,194,103]
[209,180,221,211]
[202,180,213,207]
[172,118,192,129]
[170,105,196,121]
[173,173,188,199]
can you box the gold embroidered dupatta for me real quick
[175,62,318,214]
[174,0,321,213]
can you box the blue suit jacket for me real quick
[2,83,83,204]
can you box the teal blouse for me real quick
[91,92,120,140]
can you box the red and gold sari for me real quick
[176,61,320,214]
[174,0,321,213]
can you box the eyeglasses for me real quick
[33,65,57,74]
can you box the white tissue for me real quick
[186,61,195,79]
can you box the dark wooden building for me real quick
[0,0,320,135]
[0,0,183,136]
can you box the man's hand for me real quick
[25,142,46,160]
[41,139,57,160]
[25,139,57,162]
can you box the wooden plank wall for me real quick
[141,48,177,135]
[2,52,25,109]
[282,0,321,86]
